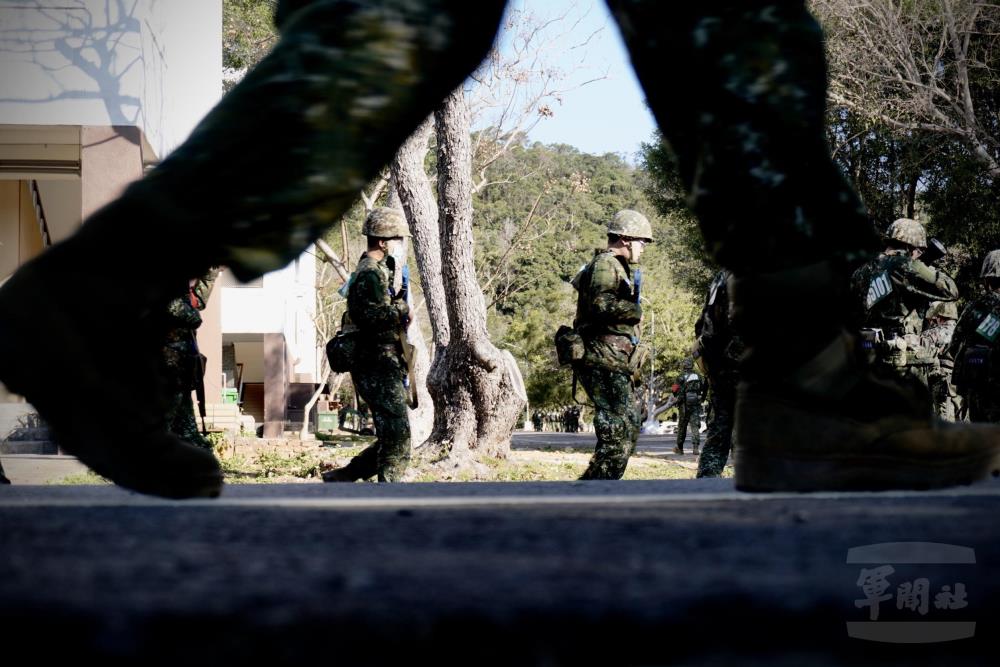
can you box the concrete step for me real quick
[1,440,58,455]
[0,454,88,484]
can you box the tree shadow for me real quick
[0,0,164,132]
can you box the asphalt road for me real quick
[2,479,998,665]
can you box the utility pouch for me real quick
[956,344,994,392]
[326,327,358,373]
[628,342,649,385]
[555,326,585,366]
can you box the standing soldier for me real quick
[949,250,1000,423]
[531,410,542,433]
[921,301,963,422]
[571,210,652,480]
[323,208,412,483]
[693,269,744,476]
[162,270,219,451]
[674,358,707,455]
[851,219,959,389]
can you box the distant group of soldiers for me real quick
[530,406,582,433]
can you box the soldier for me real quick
[674,358,707,455]
[531,410,542,433]
[571,209,651,480]
[323,208,412,483]
[948,250,1000,423]
[851,218,959,391]
[921,301,963,422]
[693,269,744,477]
[161,270,219,451]
[2,1,1000,497]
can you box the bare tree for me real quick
[814,0,1000,176]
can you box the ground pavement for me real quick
[1,477,997,665]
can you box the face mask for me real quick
[386,238,408,265]
[627,240,644,264]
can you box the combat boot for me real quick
[322,467,359,483]
[730,265,1000,492]
[0,203,223,499]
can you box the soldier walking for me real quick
[323,208,412,482]
[674,358,707,455]
[571,210,652,480]
[921,301,963,422]
[949,250,1000,423]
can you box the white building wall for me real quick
[0,0,222,160]
[221,248,319,382]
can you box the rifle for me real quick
[632,268,642,345]
[191,337,209,434]
[397,264,418,409]
[922,238,947,265]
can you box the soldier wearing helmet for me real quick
[850,218,959,386]
[947,250,1000,423]
[673,357,707,456]
[569,209,652,479]
[324,208,412,483]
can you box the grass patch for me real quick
[49,471,111,485]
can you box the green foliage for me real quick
[473,139,701,407]
[223,0,278,76]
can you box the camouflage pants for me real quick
[577,365,640,480]
[697,381,735,478]
[110,0,867,293]
[165,391,213,450]
[968,395,1000,424]
[346,351,411,482]
[676,401,702,452]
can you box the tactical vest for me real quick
[572,250,636,338]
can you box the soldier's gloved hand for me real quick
[395,287,408,303]
[394,299,411,327]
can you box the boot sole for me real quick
[735,447,1000,492]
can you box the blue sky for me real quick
[484,0,657,159]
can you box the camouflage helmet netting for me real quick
[926,301,958,320]
[362,207,410,238]
[607,209,653,242]
[886,218,927,249]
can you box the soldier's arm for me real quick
[589,257,641,325]
[348,269,406,333]
[898,260,960,302]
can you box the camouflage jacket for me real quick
[694,269,744,382]
[851,251,959,338]
[677,371,707,405]
[347,253,408,346]
[572,249,642,370]
[946,291,1000,379]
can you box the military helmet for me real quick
[607,209,653,242]
[926,301,958,321]
[981,250,1000,278]
[886,218,927,249]
[362,207,410,239]
[682,358,694,371]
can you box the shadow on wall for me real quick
[0,0,164,133]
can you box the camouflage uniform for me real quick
[851,222,959,390]
[4,0,1000,498]
[572,216,647,480]
[694,269,743,477]
[162,271,218,450]
[948,252,1000,423]
[921,302,963,422]
[531,411,542,432]
[333,249,411,482]
[675,364,707,455]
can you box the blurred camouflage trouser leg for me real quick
[0,458,9,484]
[606,0,875,372]
[698,381,735,478]
[578,366,640,480]
[349,354,411,482]
[108,0,509,285]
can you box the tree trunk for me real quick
[433,88,526,458]
[391,117,455,449]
